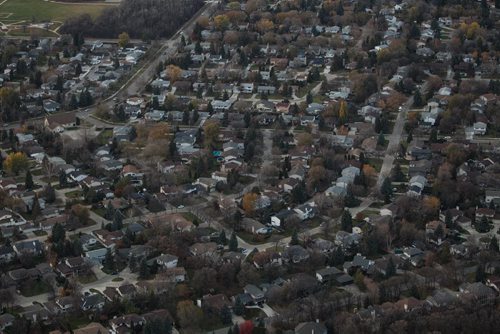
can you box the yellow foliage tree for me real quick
[203,119,220,148]
[118,32,130,48]
[214,14,230,31]
[257,18,274,33]
[4,152,29,175]
[165,65,182,83]
[242,192,258,216]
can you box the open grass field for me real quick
[0,0,115,24]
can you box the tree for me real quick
[104,202,114,220]
[220,305,233,325]
[391,162,405,182]
[118,32,130,48]
[104,249,115,273]
[25,170,34,190]
[386,258,396,278]
[341,210,352,233]
[112,210,123,231]
[354,270,366,291]
[476,264,485,282]
[290,230,299,245]
[214,14,230,31]
[242,192,258,216]
[59,170,67,188]
[44,184,56,203]
[219,230,227,245]
[203,119,220,148]
[165,64,182,83]
[4,152,29,175]
[177,300,203,330]
[306,91,313,104]
[377,133,386,146]
[31,194,41,219]
[229,233,238,252]
[429,128,438,143]
[233,296,244,316]
[413,90,423,107]
[490,236,499,253]
[139,258,149,278]
[51,222,66,244]
[381,178,393,203]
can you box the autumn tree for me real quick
[380,178,392,203]
[242,192,258,216]
[165,64,182,83]
[203,119,220,148]
[214,14,230,31]
[4,152,29,175]
[256,18,274,33]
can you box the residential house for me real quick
[244,284,265,303]
[282,245,310,264]
[44,112,76,133]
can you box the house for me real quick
[44,112,76,133]
[13,240,43,256]
[0,245,15,263]
[154,253,178,269]
[486,190,500,206]
[295,322,327,334]
[240,83,254,94]
[401,247,424,267]
[81,293,105,311]
[316,266,343,283]
[407,175,427,196]
[426,289,457,308]
[56,296,76,312]
[74,322,109,334]
[425,220,447,245]
[473,121,487,135]
[476,207,495,222]
[201,294,231,313]
[164,267,187,283]
[271,209,295,227]
[294,203,317,221]
[244,284,265,303]
[42,99,60,113]
[459,282,496,305]
[343,254,374,274]
[0,313,15,330]
[189,242,218,257]
[282,245,310,263]
[109,314,145,334]
[117,284,137,299]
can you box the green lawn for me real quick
[0,0,115,23]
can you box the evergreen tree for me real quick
[220,305,232,325]
[406,131,413,143]
[207,101,214,114]
[429,128,438,143]
[306,91,313,104]
[385,258,396,278]
[290,230,299,245]
[381,178,393,203]
[377,133,385,146]
[233,296,244,316]
[341,210,352,233]
[105,202,114,220]
[490,235,499,253]
[44,184,56,203]
[139,258,149,279]
[219,230,227,245]
[58,170,67,188]
[25,170,34,190]
[476,264,485,282]
[444,210,453,228]
[104,249,115,272]
[228,233,238,252]
[112,210,123,231]
[31,194,41,219]
[69,94,78,110]
[391,162,405,182]
[413,90,423,107]
[51,222,66,244]
[169,140,177,158]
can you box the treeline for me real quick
[60,0,205,40]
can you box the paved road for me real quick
[376,81,430,189]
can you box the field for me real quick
[0,0,115,24]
